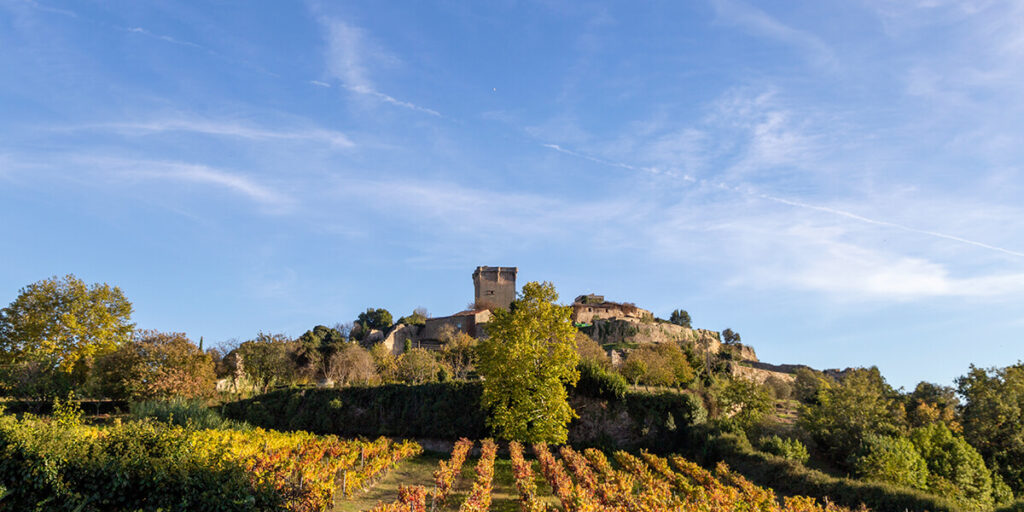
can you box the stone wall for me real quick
[572,302,653,324]
[379,324,421,355]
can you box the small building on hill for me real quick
[571,294,653,324]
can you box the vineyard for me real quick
[0,412,420,511]
[366,440,867,512]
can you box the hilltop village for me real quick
[356,265,801,386]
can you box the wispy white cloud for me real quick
[25,155,294,211]
[15,0,77,18]
[75,118,355,148]
[112,159,293,210]
[124,26,203,49]
[709,0,835,67]
[309,80,331,88]
[726,225,1024,300]
[540,138,1024,262]
[339,176,646,247]
[321,18,441,116]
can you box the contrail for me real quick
[754,192,1024,258]
[542,143,694,180]
[543,142,1024,259]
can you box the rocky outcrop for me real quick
[729,363,795,385]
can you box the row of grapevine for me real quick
[192,428,421,511]
[368,485,429,512]
[365,440,865,512]
[509,441,548,512]
[434,438,474,506]
[458,439,498,512]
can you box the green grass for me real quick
[333,450,559,512]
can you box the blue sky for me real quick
[2,0,1023,390]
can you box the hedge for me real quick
[220,382,489,439]
[219,382,708,449]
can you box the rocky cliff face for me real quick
[582,319,757,360]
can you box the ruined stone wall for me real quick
[379,324,420,355]
[419,310,491,342]
[572,303,653,324]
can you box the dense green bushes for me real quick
[759,434,810,463]
[131,397,244,430]
[854,434,929,490]
[220,382,490,439]
[685,428,963,512]
[0,413,278,511]
[573,360,628,400]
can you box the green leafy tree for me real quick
[721,328,741,344]
[793,367,834,404]
[957,363,1024,494]
[326,344,377,386]
[397,348,440,384]
[905,381,960,431]
[477,281,580,443]
[798,367,905,466]
[760,435,810,463]
[575,332,609,368]
[91,330,216,400]
[357,308,393,331]
[0,275,134,395]
[854,434,929,490]
[669,309,691,328]
[235,333,294,392]
[716,376,774,430]
[437,325,478,380]
[621,343,694,388]
[397,307,429,326]
[369,343,398,382]
[294,325,347,379]
[910,422,996,508]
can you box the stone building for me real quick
[472,266,517,310]
[377,266,513,354]
[571,294,653,324]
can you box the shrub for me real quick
[764,376,794,400]
[854,434,929,490]
[683,426,962,512]
[573,360,628,401]
[760,434,810,463]
[130,397,242,430]
[575,332,609,367]
[397,348,440,384]
[326,344,377,385]
[90,330,216,400]
[621,343,695,387]
[911,422,997,509]
[715,376,773,430]
[0,415,278,511]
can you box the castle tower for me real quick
[472,266,518,310]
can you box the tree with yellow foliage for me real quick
[477,281,580,443]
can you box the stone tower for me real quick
[472,266,518,310]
